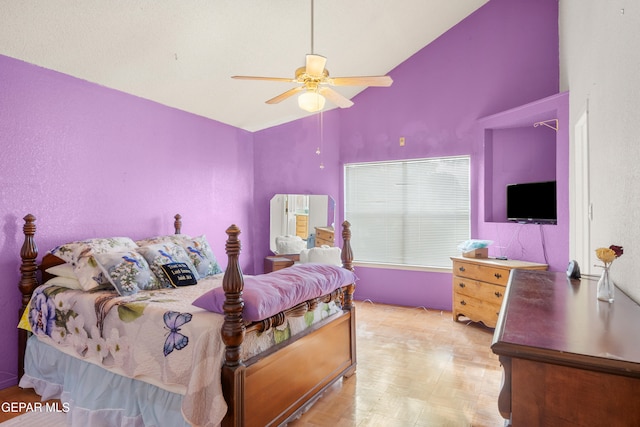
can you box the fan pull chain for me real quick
[318,110,325,169]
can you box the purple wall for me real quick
[256,0,562,310]
[341,0,561,307]
[252,111,342,271]
[0,55,254,387]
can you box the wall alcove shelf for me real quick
[479,92,568,224]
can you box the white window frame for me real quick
[344,156,470,270]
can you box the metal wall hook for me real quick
[533,119,558,132]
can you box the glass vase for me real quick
[597,266,615,303]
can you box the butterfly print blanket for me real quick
[25,272,344,426]
[27,275,228,426]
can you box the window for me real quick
[344,156,470,268]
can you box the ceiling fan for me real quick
[231,1,393,113]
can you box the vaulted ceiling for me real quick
[1,1,488,131]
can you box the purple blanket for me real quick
[192,264,357,322]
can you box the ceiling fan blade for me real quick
[265,86,305,104]
[327,75,393,87]
[232,75,295,83]
[306,54,327,76]
[319,87,354,108]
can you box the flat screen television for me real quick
[506,180,557,224]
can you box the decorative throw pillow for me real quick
[178,235,223,278]
[50,240,132,290]
[299,246,342,266]
[160,263,198,287]
[135,234,191,247]
[50,237,139,291]
[138,234,222,278]
[136,243,197,288]
[43,275,83,290]
[45,263,77,279]
[192,264,358,322]
[94,251,160,296]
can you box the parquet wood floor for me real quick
[288,301,504,427]
[0,302,504,426]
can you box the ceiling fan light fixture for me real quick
[298,90,326,112]
[232,0,392,110]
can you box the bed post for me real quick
[18,214,38,378]
[174,214,182,234]
[341,220,353,272]
[341,221,355,310]
[340,220,357,378]
[221,224,246,427]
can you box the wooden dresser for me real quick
[492,270,640,426]
[451,257,547,328]
[314,226,335,247]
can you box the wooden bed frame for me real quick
[17,213,357,427]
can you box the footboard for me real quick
[221,221,356,426]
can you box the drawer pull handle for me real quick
[494,291,503,298]
[459,266,465,272]
[494,273,502,279]
[458,282,466,288]
[460,300,467,306]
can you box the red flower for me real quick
[609,245,624,258]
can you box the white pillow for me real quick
[300,246,342,266]
[45,263,76,279]
[44,275,83,290]
[49,237,138,291]
[275,235,306,254]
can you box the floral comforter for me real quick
[27,274,342,426]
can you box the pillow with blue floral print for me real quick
[136,243,198,288]
[137,235,222,278]
[179,235,223,278]
[49,237,139,291]
[135,234,190,247]
[94,250,161,296]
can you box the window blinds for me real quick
[344,156,470,268]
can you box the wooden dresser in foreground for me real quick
[451,257,547,328]
[492,270,640,426]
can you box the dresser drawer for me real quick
[453,292,502,328]
[452,260,510,286]
[453,277,506,303]
[315,227,335,247]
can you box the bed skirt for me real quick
[20,336,191,427]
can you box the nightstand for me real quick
[264,256,295,273]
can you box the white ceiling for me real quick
[1,0,488,132]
